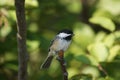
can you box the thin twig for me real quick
[57,50,68,80]
[98,64,108,76]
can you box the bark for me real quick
[15,0,28,80]
[57,50,68,80]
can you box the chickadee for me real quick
[40,29,74,69]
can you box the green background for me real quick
[0,0,120,80]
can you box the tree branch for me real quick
[15,0,28,80]
[57,50,68,80]
[98,64,108,76]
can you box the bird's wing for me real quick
[48,36,59,52]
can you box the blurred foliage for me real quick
[0,0,120,80]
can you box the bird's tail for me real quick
[40,55,53,69]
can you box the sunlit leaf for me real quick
[73,22,95,48]
[69,59,82,70]
[69,43,86,56]
[28,23,38,33]
[26,0,38,7]
[89,16,115,31]
[104,33,115,48]
[66,0,82,14]
[88,42,109,62]
[81,66,100,78]
[114,31,120,44]
[60,0,82,14]
[107,45,120,62]
[98,0,120,15]
[95,31,106,42]
[68,68,79,79]
[0,0,14,6]
[27,40,40,51]
[0,26,11,38]
[8,10,16,21]
[93,9,112,18]
[86,54,99,66]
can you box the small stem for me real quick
[57,50,68,80]
[98,64,108,76]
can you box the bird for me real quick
[40,29,74,69]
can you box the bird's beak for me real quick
[72,34,75,36]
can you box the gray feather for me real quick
[40,56,53,69]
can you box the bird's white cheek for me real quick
[58,33,71,38]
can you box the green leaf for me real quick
[107,45,120,62]
[89,16,115,32]
[70,74,92,80]
[105,76,114,80]
[66,0,82,14]
[81,66,100,78]
[86,54,99,66]
[0,26,11,38]
[75,55,91,64]
[26,0,38,7]
[98,76,114,80]
[98,0,120,15]
[104,33,115,48]
[5,62,18,71]
[95,31,106,42]
[27,40,40,51]
[114,31,120,44]
[88,42,109,62]
[73,22,95,48]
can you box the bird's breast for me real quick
[57,39,71,51]
[49,38,71,54]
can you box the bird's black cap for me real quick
[58,29,74,41]
[58,29,73,35]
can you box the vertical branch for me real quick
[80,0,89,23]
[57,50,68,80]
[15,0,28,80]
